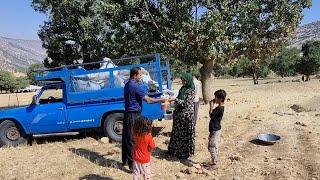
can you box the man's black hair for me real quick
[130,67,141,79]
[214,89,227,102]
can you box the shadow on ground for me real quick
[152,147,196,167]
[30,130,103,145]
[79,174,114,180]
[69,148,131,174]
[249,139,274,146]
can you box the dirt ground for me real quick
[0,77,319,180]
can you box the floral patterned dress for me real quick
[168,89,195,159]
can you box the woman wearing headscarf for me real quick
[168,72,195,159]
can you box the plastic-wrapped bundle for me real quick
[72,57,159,91]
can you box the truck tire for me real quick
[103,113,124,142]
[0,120,27,147]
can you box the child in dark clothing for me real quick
[132,116,155,180]
[205,89,226,170]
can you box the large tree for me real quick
[32,0,126,67]
[32,0,311,102]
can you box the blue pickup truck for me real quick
[0,54,172,147]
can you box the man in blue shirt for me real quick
[122,67,165,171]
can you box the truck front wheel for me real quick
[0,120,27,147]
[103,113,124,142]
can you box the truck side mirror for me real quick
[31,95,37,104]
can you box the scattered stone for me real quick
[229,154,242,162]
[277,157,282,160]
[161,132,171,137]
[181,167,198,174]
[163,140,170,145]
[201,169,210,176]
[290,104,307,113]
[292,79,301,83]
[193,164,202,169]
[295,121,307,127]
[227,98,231,101]
[100,137,109,144]
[176,172,185,179]
[273,112,295,116]
[315,114,320,117]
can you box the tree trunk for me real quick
[200,60,214,104]
[253,72,259,85]
[306,75,310,81]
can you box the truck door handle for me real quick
[56,107,64,110]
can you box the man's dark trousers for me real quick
[122,112,140,169]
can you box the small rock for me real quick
[163,140,170,145]
[295,121,307,127]
[193,164,202,169]
[176,172,185,179]
[277,157,282,160]
[181,167,197,174]
[100,137,109,144]
[201,169,210,176]
[229,154,242,162]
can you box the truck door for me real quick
[30,84,67,134]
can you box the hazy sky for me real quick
[0,0,319,40]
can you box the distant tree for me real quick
[269,48,301,77]
[234,0,311,84]
[213,63,224,78]
[0,71,15,93]
[239,58,270,79]
[295,41,320,81]
[228,61,243,78]
[27,63,44,85]
[13,77,29,92]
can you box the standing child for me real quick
[205,89,226,170]
[132,116,155,180]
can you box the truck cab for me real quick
[0,54,173,147]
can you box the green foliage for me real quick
[228,61,243,78]
[233,0,311,84]
[295,41,320,78]
[0,71,14,92]
[13,77,29,90]
[32,0,125,68]
[237,58,270,79]
[32,0,311,100]
[269,48,301,77]
[27,63,44,85]
[0,71,29,92]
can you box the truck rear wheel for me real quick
[0,120,27,147]
[103,113,124,142]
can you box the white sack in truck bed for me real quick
[72,58,157,92]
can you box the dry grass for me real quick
[0,77,320,180]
